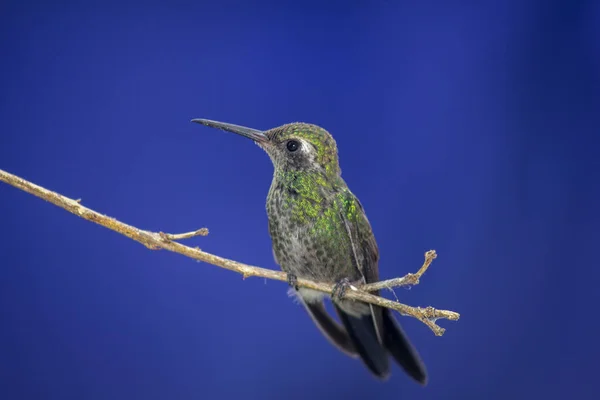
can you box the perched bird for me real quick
[192,118,427,383]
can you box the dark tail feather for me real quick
[334,304,390,379]
[302,299,358,357]
[381,308,428,385]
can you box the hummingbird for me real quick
[192,118,427,383]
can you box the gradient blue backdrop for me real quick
[1,1,599,399]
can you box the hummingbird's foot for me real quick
[287,273,299,291]
[332,278,352,301]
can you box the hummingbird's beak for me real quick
[191,118,269,143]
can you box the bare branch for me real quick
[0,168,460,336]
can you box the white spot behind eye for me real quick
[300,139,312,153]
[298,139,317,163]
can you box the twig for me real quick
[361,250,437,292]
[0,168,459,336]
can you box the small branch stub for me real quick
[161,228,209,241]
[0,167,460,335]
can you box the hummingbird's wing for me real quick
[336,190,380,282]
[336,189,384,336]
[337,188,428,384]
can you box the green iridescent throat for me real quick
[274,170,358,235]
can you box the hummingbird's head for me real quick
[192,119,341,177]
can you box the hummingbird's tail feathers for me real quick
[301,299,358,357]
[334,304,391,380]
[381,308,428,385]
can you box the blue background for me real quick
[1,1,599,399]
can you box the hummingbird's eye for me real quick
[286,140,300,152]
